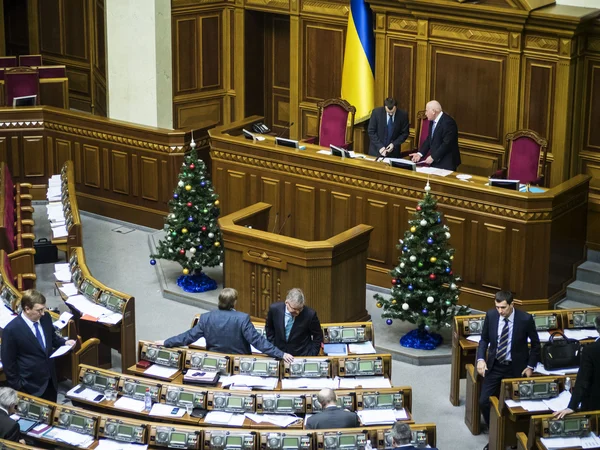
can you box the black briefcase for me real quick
[34,238,58,264]
[541,331,582,370]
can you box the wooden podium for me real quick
[219,202,373,322]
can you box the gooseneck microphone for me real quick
[278,213,292,234]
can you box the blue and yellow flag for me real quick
[341,0,375,124]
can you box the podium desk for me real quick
[210,117,590,312]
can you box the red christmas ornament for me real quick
[187,202,193,207]
[189,163,195,170]
[391,279,397,285]
[201,226,207,232]
[179,249,185,255]
[429,273,436,280]
[449,271,453,275]
[416,205,422,211]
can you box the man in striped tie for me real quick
[476,291,540,447]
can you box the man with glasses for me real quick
[265,288,323,356]
[1,290,76,402]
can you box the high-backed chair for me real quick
[304,98,356,149]
[4,67,39,106]
[0,56,17,68]
[18,54,42,66]
[493,129,548,186]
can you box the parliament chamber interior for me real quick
[0,0,600,449]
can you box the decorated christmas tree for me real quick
[150,138,222,292]
[374,181,469,349]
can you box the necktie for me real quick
[496,318,510,362]
[431,120,437,137]
[285,316,294,341]
[386,116,394,144]
[33,322,45,350]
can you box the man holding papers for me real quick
[367,97,409,159]
[305,389,359,429]
[1,290,76,402]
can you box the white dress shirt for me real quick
[21,313,46,348]
[496,308,515,362]
[418,111,444,157]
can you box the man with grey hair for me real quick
[388,422,438,449]
[265,288,323,356]
[0,387,23,443]
[158,288,293,363]
[305,388,359,429]
[410,100,461,171]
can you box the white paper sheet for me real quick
[504,398,549,412]
[55,263,70,272]
[281,377,338,390]
[191,337,206,348]
[357,409,397,425]
[245,413,300,427]
[66,295,111,318]
[98,313,123,325]
[337,377,392,389]
[466,335,482,343]
[542,391,572,412]
[50,343,74,359]
[564,329,599,340]
[251,345,263,354]
[0,306,17,328]
[54,270,72,282]
[67,385,105,403]
[144,364,179,379]
[394,408,409,420]
[97,439,148,450]
[416,166,453,177]
[114,396,146,412]
[534,363,580,376]
[348,342,377,354]
[59,284,79,297]
[204,411,233,424]
[540,433,600,449]
[220,375,278,390]
[52,428,95,447]
[53,311,74,329]
[149,403,185,418]
[52,226,69,239]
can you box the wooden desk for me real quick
[210,117,590,311]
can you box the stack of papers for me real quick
[281,377,338,390]
[542,391,572,412]
[564,329,599,340]
[53,311,74,329]
[47,186,62,202]
[416,166,453,177]
[535,363,580,376]
[114,397,146,412]
[144,364,179,379]
[98,313,123,325]
[0,305,17,328]
[67,385,104,402]
[348,342,377,354]
[183,370,219,384]
[220,375,278,390]
[59,283,79,297]
[52,225,69,239]
[149,403,185,418]
[338,377,392,389]
[323,344,348,356]
[44,427,95,448]
[466,335,482,343]
[245,413,300,427]
[504,399,550,412]
[97,439,148,450]
[357,409,397,425]
[66,295,112,319]
[541,432,600,449]
[54,268,72,283]
[203,411,245,427]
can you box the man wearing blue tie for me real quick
[367,97,409,159]
[265,288,323,356]
[476,291,540,450]
[1,290,76,402]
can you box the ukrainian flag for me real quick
[341,0,375,124]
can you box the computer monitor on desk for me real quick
[275,137,299,149]
[330,145,351,158]
[489,178,520,191]
[390,159,416,171]
[13,95,36,107]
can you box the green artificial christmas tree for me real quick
[149,138,222,292]
[374,181,469,349]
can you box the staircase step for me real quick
[577,261,600,285]
[555,298,594,310]
[566,280,600,307]
[588,249,600,264]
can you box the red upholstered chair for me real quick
[0,56,17,68]
[493,129,548,186]
[18,54,42,66]
[4,67,39,106]
[38,65,67,78]
[304,98,356,149]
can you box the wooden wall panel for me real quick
[140,157,159,201]
[55,138,72,168]
[111,150,129,195]
[445,215,466,283]
[22,135,44,177]
[39,0,62,55]
[174,18,199,94]
[260,178,281,226]
[303,23,344,102]
[63,0,87,60]
[0,137,7,164]
[388,40,416,126]
[481,223,507,290]
[523,60,555,142]
[295,184,316,241]
[330,191,351,237]
[201,15,221,89]
[365,199,388,264]
[4,0,30,56]
[83,144,100,188]
[584,62,600,152]
[175,98,222,130]
[226,170,248,214]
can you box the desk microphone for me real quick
[271,212,279,233]
[277,122,295,138]
[278,213,292,234]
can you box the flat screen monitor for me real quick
[275,137,298,149]
[390,159,416,171]
[330,145,351,158]
[489,178,520,191]
[242,129,255,140]
[13,95,37,107]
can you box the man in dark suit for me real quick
[265,288,323,356]
[389,422,438,450]
[305,389,359,429]
[410,100,461,171]
[159,288,293,363]
[367,97,409,159]
[554,314,600,419]
[1,290,76,402]
[477,290,540,450]
[0,388,24,443]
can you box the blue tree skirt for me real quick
[400,329,443,350]
[177,272,217,293]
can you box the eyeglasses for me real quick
[32,306,47,313]
[286,302,304,313]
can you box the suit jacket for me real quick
[265,302,323,356]
[1,313,66,397]
[305,406,359,430]
[0,409,20,442]
[476,308,541,377]
[568,339,600,411]
[418,112,461,171]
[164,309,284,359]
[367,106,409,158]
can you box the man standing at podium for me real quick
[367,97,409,159]
[410,100,461,171]
[265,288,323,356]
